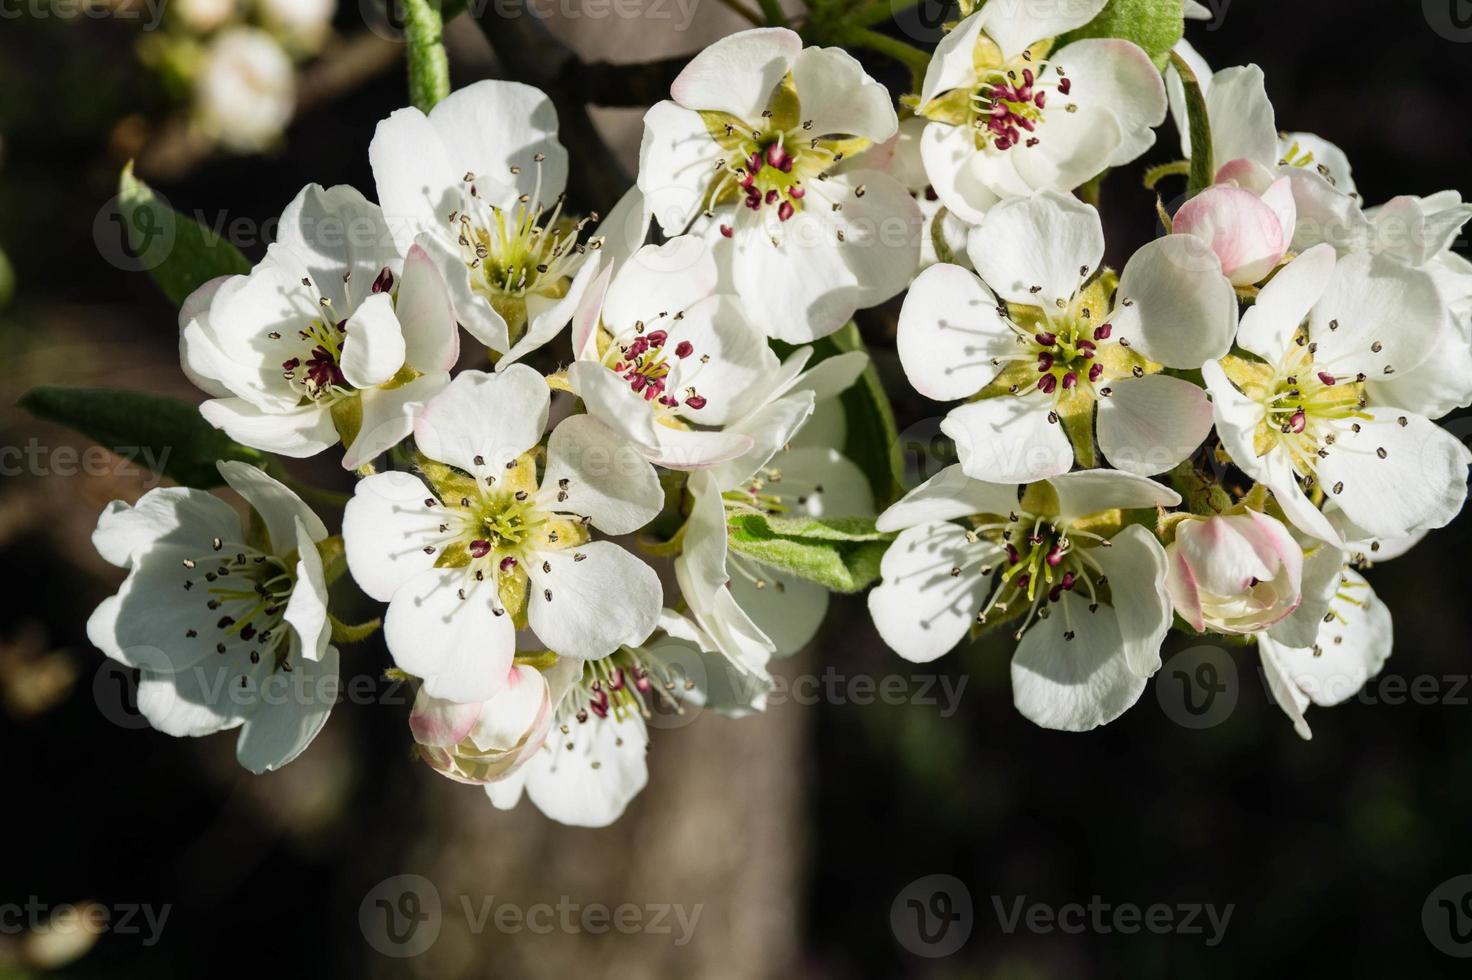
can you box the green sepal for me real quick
[1168,49,1215,197]
[726,512,894,593]
[1058,0,1185,68]
[329,612,383,645]
[118,162,252,306]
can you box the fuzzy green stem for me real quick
[404,0,451,112]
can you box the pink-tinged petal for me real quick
[1173,185,1287,286]
[409,687,483,747]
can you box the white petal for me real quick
[877,464,1019,533]
[1046,468,1181,520]
[897,263,1012,401]
[649,425,756,471]
[792,45,897,142]
[727,561,829,658]
[1096,375,1215,476]
[236,645,340,772]
[1011,593,1146,731]
[1112,234,1238,367]
[342,471,442,602]
[135,661,246,739]
[396,243,459,373]
[707,391,815,491]
[274,183,398,313]
[967,190,1103,308]
[413,366,550,474]
[1310,251,1443,379]
[1257,638,1313,739]
[1052,38,1167,167]
[729,209,859,342]
[283,518,331,662]
[368,106,462,254]
[1091,525,1172,678]
[343,373,448,471]
[526,541,663,660]
[199,397,338,459]
[566,360,660,452]
[522,713,649,828]
[339,292,406,389]
[541,414,663,535]
[602,237,719,332]
[1008,102,1123,195]
[1267,544,1346,648]
[1275,568,1391,708]
[979,0,1107,60]
[384,567,517,702]
[179,276,238,398]
[942,395,1074,484]
[656,293,778,427]
[669,26,801,119]
[1235,243,1336,363]
[797,169,922,311]
[762,444,875,518]
[92,486,240,568]
[427,80,567,208]
[1205,65,1277,168]
[918,10,984,106]
[1316,407,1470,540]
[217,460,327,550]
[867,523,999,663]
[499,255,600,370]
[637,101,725,236]
[920,120,1001,226]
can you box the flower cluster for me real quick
[81,8,1471,827]
[870,6,1471,735]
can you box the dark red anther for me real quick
[609,667,625,691]
[1288,409,1307,433]
[1017,573,1031,591]
[685,394,708,410]
[1035,331,1057,346]
[675,340,694,358]
[765,189,779,205]
[778,201,795,222]
[372,267,394,294]
[720,224,734,238]
[645,330,668,347]
[1317,372,1337,386]
[1061,371,1078,390]
[1037,374,1058,394]
[1046,545,1065,567]
[1094,323,1112,340]
[499,556,518,572]
[1037,352,1054,372]
[764,143,787,169]
[789,185,805,200]
[469,540,491,558]
[1006,543,1020,565]
[1058,76,1072,95]
[1088,363,1104,383]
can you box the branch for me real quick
[404,0,451,111]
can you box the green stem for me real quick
[850,0,923,27]
[1169,50,1214,199]
[404,0,450,112]
[841,27,930,90]
[757,0,787,25]
[716,0,765,24]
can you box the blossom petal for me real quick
[942,395,1074,484]
[968,190,1103,309]
[526,541,663,660]
[369,106,462,254]
[1112,233,1238,367]
[427,79,567,208]
[919,120,1002,225]
[1172,186,1288,287]
[235,645,340,773]
[1273,568,1392,708]
[1235,243,1335,364]
[637,101,726,236]
[275,183,398,313]
[343,373,448,471]
[1310,251,1443,380]
[669,26,801,120]
[396,243,459,373]
[413,366,549,474]
[284,518,331,662]
[342,471,442,603]
[340,292,407,389]
[897,263,1013,401]
[218,460,326,549]
[1097,375,1215,476]
[918,9,985,105]
[1011,593,1146,731]
[520,713,650,828]
[541,414,663,535]
[199,397,338,459]
[867,523,998,663]
[384,567,517,703]
[1053,38,1167,168]
[978,0,1107,60]
[876,464,1019,533]
[1047,468,1181,521]
[1205,65,1277,168]
[1091,525,1171,678]
[92,486,240,569]
[791,45,897,142]
[1008,102,1123,195]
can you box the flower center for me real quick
[600,319,711,414]
[275,266,399,404]
[1245,334,1374,480]
[967,49,1075,153]
[177,542,297,671]
[450,158,598,335]
[562,649,692,727]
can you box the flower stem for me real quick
[404,0,451,112]
[757,0,787,26]
[841,27,930,90]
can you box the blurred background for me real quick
[3,1,1472,976]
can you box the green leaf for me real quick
[20,386,264,488]
[403,0,450,112]
[0,246,13,310]
[117,162,252,306]
[811,322,905,507]
[1169,49,1215,197]
[1058,0,1184,66]
[727,512,894,593]
[329,613,383,645]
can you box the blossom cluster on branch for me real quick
[58,0,1472,827]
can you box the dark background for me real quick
[3,1,1471,977]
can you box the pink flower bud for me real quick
[1165,511,1304,635]
[409,664,553,785]
[1173,159,1297,286]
